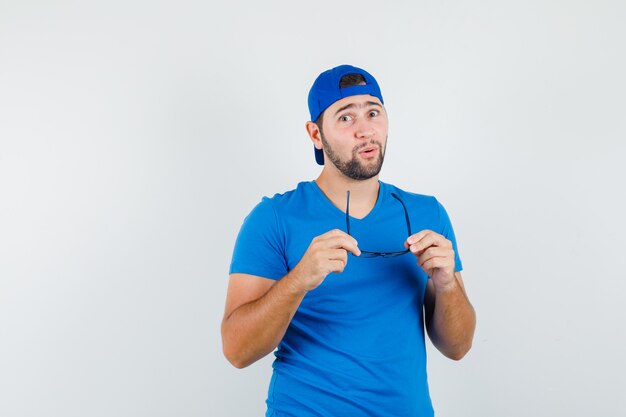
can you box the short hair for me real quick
[314,73,367,130]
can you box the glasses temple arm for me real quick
[391,193,412,236]
[346,190,351,235]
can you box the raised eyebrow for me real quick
[334,101,383,117]
[365,101,383,109]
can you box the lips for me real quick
[358,146,378,157]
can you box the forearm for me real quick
[427,278,476,360]
[221,272,307,368]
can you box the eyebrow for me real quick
[333,101,382,117]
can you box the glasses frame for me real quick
[345,190,412,258]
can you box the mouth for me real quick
[358,145,379,158]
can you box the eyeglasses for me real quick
[345,190,412,258]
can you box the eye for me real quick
[339,115,353,122]
[368,110,379,117]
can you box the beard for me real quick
[320,132,387,180]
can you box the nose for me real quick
[354,118,375,140]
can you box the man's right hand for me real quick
[223,229,360,368]
[288,229,361,292]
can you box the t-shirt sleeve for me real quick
[435,199,464,272]
[229,198,288,280]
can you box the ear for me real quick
[305,121,323,150]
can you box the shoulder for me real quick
[243,181,314,221]
[380,181,452,229]
[248,181,310,208]
[233,184,312,259]
[381,181,439,209]
[253,181,316,212]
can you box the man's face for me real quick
[319,94,389,180]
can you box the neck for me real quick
[315,167,380,218]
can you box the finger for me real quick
[408,232,451,253]
[406,230,432,245]
[328,259,347,274]
[315,229,347,245]
[408,230,451,246]
[421,256,455,272]
[320,229,356,245]
[416,247,454,265]
[418,249,455,271]
[323,229,351,239]
[327,235,361,257]
[328,249,348,264]
[344,241,361,257]
[409,235,437,255]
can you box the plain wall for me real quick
[1,1,625,416]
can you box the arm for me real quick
[221,272,307,369]
[221,229,360,369]
[423,271,475,360]
[407,231,476,360]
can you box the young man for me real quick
[222,64,476,417]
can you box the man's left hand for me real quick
[405,230,456,291]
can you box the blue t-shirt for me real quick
[230,181,463,417]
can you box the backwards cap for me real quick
[307,64,384,165]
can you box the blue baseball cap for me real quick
[308,64,384,165]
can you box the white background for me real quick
[1,1,625,416]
